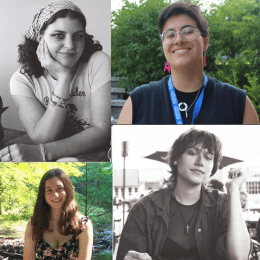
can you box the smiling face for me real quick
[162,14,209,69]
[41,17,85,69]
[45,177,67,209]
[176,143,214,186]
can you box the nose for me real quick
[174,32,185,44]
[53,191,59,198]
[195,152,204,166]
[64,36,75,49]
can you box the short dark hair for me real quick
[165,128,222,186]
[157,1,209,38]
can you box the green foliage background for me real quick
[111,0,260,118]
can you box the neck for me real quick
[170,63,204,92]
[50,207,62,225]
[174,180,202,205]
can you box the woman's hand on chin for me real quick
[225,168,248,192]
[0,144,44,162]
[37,38,71,80]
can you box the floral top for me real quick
[36,217,89,260]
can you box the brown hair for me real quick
[157,1,209,37]
[164,128,222,187]
[31,168,82,240]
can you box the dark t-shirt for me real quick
[130,75,246,124]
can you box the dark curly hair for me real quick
[164,128,222,187]
[31,168,85,241]
[18,9,103,78]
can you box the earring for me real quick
[173,161,177,165]
[164,62,171,73]
[203,55,206,67]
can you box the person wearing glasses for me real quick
[116,129,250,260]
[118,1,259,124]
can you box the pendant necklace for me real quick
[174,196,200,234]
[177,87,202,119]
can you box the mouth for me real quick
[52,198,62,203]
[173,48,191,54]
[190,169,204,174]
[59,52,77,56]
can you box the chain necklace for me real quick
[174,195,200,234]
[176,87,202,119]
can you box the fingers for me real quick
[228,168,242,179]
[0,145,16,162]
[125,251,152,260]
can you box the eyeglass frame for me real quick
[160,27,201,44]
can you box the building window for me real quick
[129,187,132,196]
[115,188,118,197]
[135,188,138,193]
[121,188,124,197]
[246,181,260,194]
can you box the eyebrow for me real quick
[165,25,196,32]
[51,30,85,34]
[45,185,64,190]
[188,146,214,155]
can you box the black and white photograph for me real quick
[112,125,260,260]
[0,0,111,162]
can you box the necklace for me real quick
[176,87,202,119]
[174,195,200,234]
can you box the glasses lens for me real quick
[164,30,176,44]
[182,27,196,41]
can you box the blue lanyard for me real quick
[168,74,208,124]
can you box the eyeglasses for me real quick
[160,27,200,44]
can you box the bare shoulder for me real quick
[243,96,259,124]
[118,96,132,124]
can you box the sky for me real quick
[111,0,223,11]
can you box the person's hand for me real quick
[124,251,152,260]
[0,144,44,162]
[225,168,248,192]
[37,38,71,80]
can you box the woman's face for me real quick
[45,177,67,209]
[176,143,214,186]
[162,14,209,69]
[42,17,85,68]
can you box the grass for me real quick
[0,216,28,238]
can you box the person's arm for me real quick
[118,96,132,124]
[225,168,251,260]
[0,82,110,161]
[243,96,259,124]
[23,220,36,260]
[77,220,93,260]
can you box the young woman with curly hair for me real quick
[23,168,93,260]
[0,1,111,162]
[117,129,250,260]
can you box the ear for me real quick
[203,37,209,52]
[37,35,43,43]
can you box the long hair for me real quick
[164,128,223,188]
[31,168,82,241]
[18,9,102,78]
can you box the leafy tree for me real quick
[204,0,260,117]
[86,163,112,228]
[112,0,171,92]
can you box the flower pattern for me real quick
[36,217,88,260]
